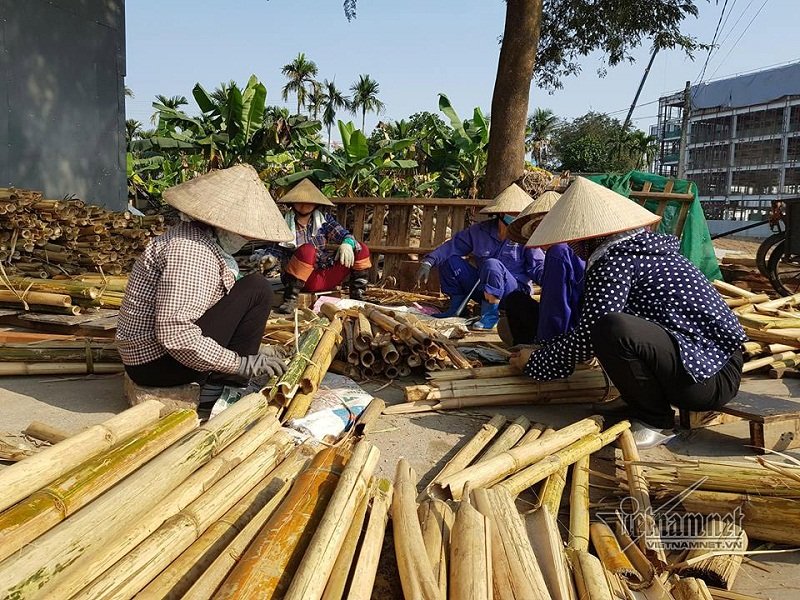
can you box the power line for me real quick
[694,0,731,86]
[708,0,771,79]
[714,0,756,51]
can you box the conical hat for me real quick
[480,183,534,214]
[163,164,293,242]
[278,179,335,207]
[506,191,562,244]
[526,177,661,247]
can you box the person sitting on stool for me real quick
[416,184,544,331]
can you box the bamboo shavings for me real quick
[677,517,747,590]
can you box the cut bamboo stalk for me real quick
[381,341,400,364]
[320,481,372,600]
[707,588,762,600]
[285,441,379,600]
[364,306,409,339]
[436,417,603,501]
[473,487,550,600]
[526,507,576,600]
[589,522,639,582]
[388,389,611,413]
[539,466,569,515]
[450,490,493,600]
[672,577,713,600]
[427,364,522,381]
[354,313,372,351]
[643,459,800,496]
[479,416,530,462]
[568,455,590,552]
[392,459,441,600]
[712,280,760,298]
[0,290,72,306]
[0,410,197,563]
[8,397,277,599]
[517,422,551,446]
[345,318,359,364]
[758,292,800,309]
[725,295,769,307]
[71,430,296,600]
[21,420,69,444]
[272,318,328,404]
[442,342,472,369]
[743,351,797,373]
[180,444,317,600]
[0,400,163,514]
[215,444,351,600]
[319,301,344,321]
[345,478,393,600]
[427,415,507,496]
[283,390,317,422]
[496,421,631,499]
[0,362,124,376]
[425,371,603,392]
[300,315,344,395]
[360,349,375,367]
[418,498,453,599]
[570,549,614,600]
[613,521,657,590]
[677,517,747,590]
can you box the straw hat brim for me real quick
[277,179,335,207]
[506,212,543,245]
[505,190,561,244]
[163,164,293,242]
[526,176,661,247]
[480,183,534,214]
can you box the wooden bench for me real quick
[678,392,800,453]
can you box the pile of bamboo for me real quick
[718,256,773,295]
[714,280,800,377]
[385,363,617,413]
[326,302,477,381]
[0,187,163,278]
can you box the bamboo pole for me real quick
[0,410,197,563]
[345,478,393,600]
[472,487,550,600]
[427,364,522,381]
[21,420,69,444]
[643,460,800,496]
[417,498,453,599]
[285,441,380,600]
[589,522,639,582]
[299,315,344,395]
[539,466,569,515]
[0,290,72,306]
[450,491,492,600]
[677,517,747,590]
[436,417,603,501]
[215,444,351,600]
[0,362,124,376]
[568,455,590,552]
[392,459,440,600]
[180,444,317,600]
[71,431,296,600]
[355,312,372,351]
[479,416,530,462]
[386,389,611,414]
[272,318,328,404]
[570,550,614,600]
[672,578,713,600]
[613,521,657,590]
[0,400,163,514]
[496,421,631,498]
[712,280,760,298]
[4,397,277,599]
[526,507,576,600]
[517,422,550,446]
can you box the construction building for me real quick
[653,62,800,236]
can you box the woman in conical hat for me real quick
[500,190,585,346]
[510,177,746,449]
[415,183,545,331]
[116,164,293,414]
[256,179,372,314]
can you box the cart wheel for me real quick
[756,232,785,277]
[767,240,800,295]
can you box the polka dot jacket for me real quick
[524,230,747,383]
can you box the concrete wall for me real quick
[0,0,126,210]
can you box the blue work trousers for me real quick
[439,255,526,300]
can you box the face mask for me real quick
[215,228,248,254]
[501,214,515,225]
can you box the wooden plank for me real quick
[368,204,386,246]
[18,310,118,326]
[332,197,491,208]
[451,206,467,235]
[750,419,800,453]
[336,205,348,228]
[433,206,452,246]
[655,200,667,218]
[663,180,675,194]
[383,206,412,282]
[628,190,695,201]
[719,392,800,423]
[351,205,367,241]
[326,244,432,255]
[674,202,692,239]
[0,315,116,338]
[678,410,742,430]
[80,316,119,331]
[419,206,436,249]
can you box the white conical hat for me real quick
[163,164,293,242]
[278,178,335,207]
[506,191,562,244]
[526,177,661,247]
[480,183,534,214]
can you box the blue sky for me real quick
[125,0,798,137]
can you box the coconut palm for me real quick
[321,79,350,149]
[151,94,189,124]
[626,130,659,171]
[281,53,319,115]
[350,74,385,132]
[307,81,325,120]
[525,108,558,167]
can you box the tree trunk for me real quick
[362,109,366,133]
[327,126,332,150]
[483,0,543,198]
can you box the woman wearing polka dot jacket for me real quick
[510,177,747,449]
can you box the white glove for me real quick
[416,261,432,285]
[336,243,355,268]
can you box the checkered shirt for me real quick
[116,221,240,374]
[266,212,353,270]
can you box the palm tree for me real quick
[281,53,319,115]
[125,119,143,149]
[210,82,237,106]
[525,108,558,167]
[321,79,350,148]
[307,81,325,120]
[349,74,385,132]
[151,94,189,124]
[626,130,659,171]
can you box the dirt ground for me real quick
[1,369,799,598]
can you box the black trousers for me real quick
[125,273,274,387]
[501,291,540,345]
[591,313,743,429]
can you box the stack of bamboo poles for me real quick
[385,363,617,413]
[0,187,163,278]
[326,302,478,381]
[0,336,121,376]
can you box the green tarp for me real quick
[587,171,722,281]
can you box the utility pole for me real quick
[677,80,691,179]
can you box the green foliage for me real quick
[350,74,385,131]
[525,108,558,168]
[281,53,319,115]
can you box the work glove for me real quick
[237,354,287,379]
[416,261,432,285]
[336,242,355,268]
[258,343,288,359]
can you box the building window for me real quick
[785,168,800,195]
[695,172,728,197]
[691,116,732,144]
[734,139,782,167]
[730,169,781,195]
[736,107,785,139]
